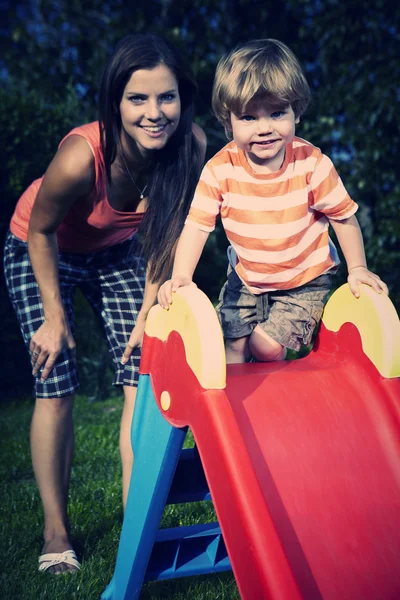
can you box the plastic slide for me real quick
[102,283,400,600]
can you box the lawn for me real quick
[0,395,240,600]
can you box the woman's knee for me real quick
[34,395,74,419]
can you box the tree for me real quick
[296,0,400,307]
[1,0,398,399]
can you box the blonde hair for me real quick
[212,39,310,136]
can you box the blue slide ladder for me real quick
[101,374,231,600]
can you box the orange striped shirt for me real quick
[185,137,358,293]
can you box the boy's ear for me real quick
[295,115,300,124]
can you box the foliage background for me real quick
[1,0,399,400]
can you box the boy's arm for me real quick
[158,224,210,309]
[329,214,388,297]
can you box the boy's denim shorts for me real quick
[216,267,334,351]
[4,230,146,398]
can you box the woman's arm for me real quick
[120,263,162,364]
[28,135,95,381]
[122,223,209,362]
[121,126,208,363]
[329,214,388,298]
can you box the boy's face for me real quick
[229,100,299,171]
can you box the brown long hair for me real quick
[98,33,203,281]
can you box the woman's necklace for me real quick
[120,153,149,199]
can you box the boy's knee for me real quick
[250,326,286,362]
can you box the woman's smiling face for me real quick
[119,64,181,158]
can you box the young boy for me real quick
[158,39,387,363]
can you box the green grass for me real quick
[0,396,239,600]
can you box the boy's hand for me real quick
[158,276,195,309]
[347,266,388,298]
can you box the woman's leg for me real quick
[120,386,138,508]
[79,237,146,509]
[4,232,81,573]
[30,394,77,574]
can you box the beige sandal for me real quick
[38,549,81,573]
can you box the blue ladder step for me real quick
[167,447,211,504]
[145,522,231,581]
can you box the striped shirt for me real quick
[185,137,358,293]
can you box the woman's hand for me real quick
[347,266,388,298]
[30,318,76,381]
[121,312,148,365]
[157,276,195,309]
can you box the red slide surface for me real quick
[141,289,400,600]
[223,323,400,599]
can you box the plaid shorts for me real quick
[216,266,333,352]
[4,230,146,398]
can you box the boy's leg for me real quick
[249,326,286,361]
[216,265,284,362]
[256,273,334,357]
[225,335,251,363]
[216,267,257,363]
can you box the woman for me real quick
[4,33,206,574]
